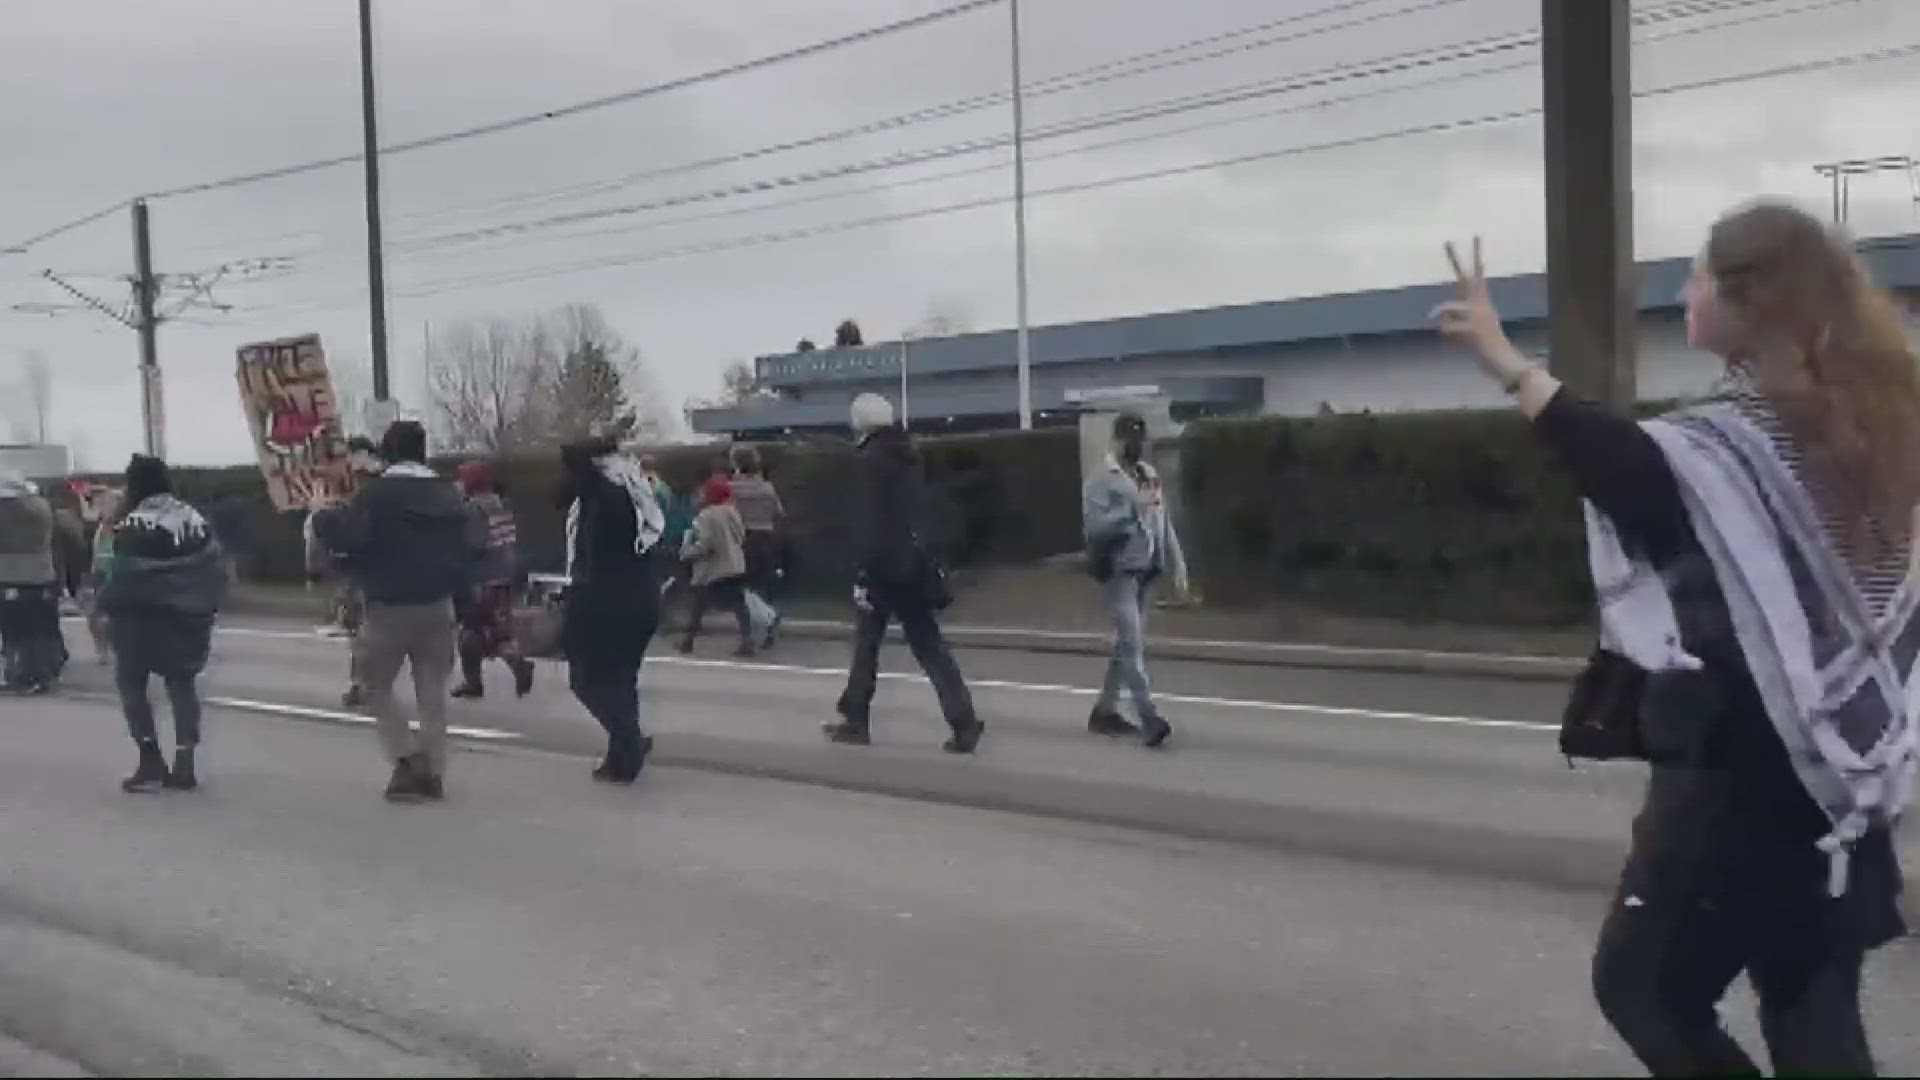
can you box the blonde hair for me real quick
[1707,199,1920,564]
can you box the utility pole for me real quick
[1009,0,1033,430]
[1541,0,1636,406]
[359,0,392,402]
[131,198,164,458]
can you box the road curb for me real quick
[220,591,1584,684]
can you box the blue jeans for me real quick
[1097,573,1158,722]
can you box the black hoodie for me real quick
[314,463,485,604]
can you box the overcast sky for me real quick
[3,0,1918,467]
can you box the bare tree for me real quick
[423,304,665,453]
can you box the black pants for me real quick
[837,589,975,732]
[0,583,66,688]
[563,567,659,769]
[744,531,783,600]
[682,576,751,647]
[111,618,208,748]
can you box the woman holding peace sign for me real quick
[1435,201,1916,1076]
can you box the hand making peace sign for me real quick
[1429,237,1514,372]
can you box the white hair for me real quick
[850,393,895,433]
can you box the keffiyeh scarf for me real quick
[1585,400,1918,897]
[564,452,665,578]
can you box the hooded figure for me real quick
[451,459,534,700]
[99,455,227,791]
[558,433,667,784]
[825,393,981,753]
[0,469,64,693]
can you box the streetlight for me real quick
[1010,0,1032,431]
[359,0,392,403]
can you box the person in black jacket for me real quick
[557,432,666,783]
[99,456,227,792]
[313,421,485,804]
[1434,209,1909,1075]
[826,393,981,753]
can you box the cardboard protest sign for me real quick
[235,333,351,511]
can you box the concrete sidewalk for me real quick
[225,583,1587,683]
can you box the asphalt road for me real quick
[8,621,1919,1075]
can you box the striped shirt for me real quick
[1717,369,1910,616]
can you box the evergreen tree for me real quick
[551,339,638,443]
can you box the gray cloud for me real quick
[3,0,1918,466]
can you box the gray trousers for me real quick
[360,599,456,775]
[1096,573,1160,722]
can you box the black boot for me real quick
[1140,715,1174,750]
[384,757,426,803]
[451,651,484,699]
[122,741,170,793]
[943,719,985,755]
[1088,706,1141,738]
[824,701,871,746]
[414,754,445,801]
[511,658,535,698]
[163,747,198,791]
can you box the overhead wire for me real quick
[245,34,1919,319]
[257,0,1861,273]
[0,0,1004,257]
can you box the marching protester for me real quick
[313,421,484,804]
[558,430,666,784]
[85,487,122,665]
[826,393,982,754]
[0,470,65,694]
[730,445,786,649]
[676,474,756,658]
[1433,203,1913,1075]
[452,460,535,700]
[305,436,385,710]
[1082,411,1189,748]
[100,455,227,793]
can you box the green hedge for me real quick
[1181,408,1590,626]
[133,407,1615,627]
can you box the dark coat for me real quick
[852,425,923,591]
[99,494,228,675]
[314,466,484,605]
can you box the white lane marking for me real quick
[208,625,1558,734]
[205,695,522,741]
[785,618,1577,667]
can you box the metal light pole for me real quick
[1009,0,1033,430]
[359,0,392,402]
[899,331,913,430]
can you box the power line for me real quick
[0,0,1003,257]
[294,0,1850,267]
[144,0,1802,271]
[250,35,1919,316]
[396,32,1541,253]
[155,0,1476,267]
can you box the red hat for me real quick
[458,460,497,493]
[703,475,732,506]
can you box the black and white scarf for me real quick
[564,452,665,578]
[1585,398,1918,896]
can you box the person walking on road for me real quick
[84,488,123,666]
[1083,411,1190,748]
[0,470,65,694]
[676,475,756,658]
[1434,203,1914,1076]
[451,460,535,700]
[730,446,786,649]
[826,393,982,754]
[558,431,666,784]
[306,436,385,710]
[100,456,227,793]
[313,421,484,804]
